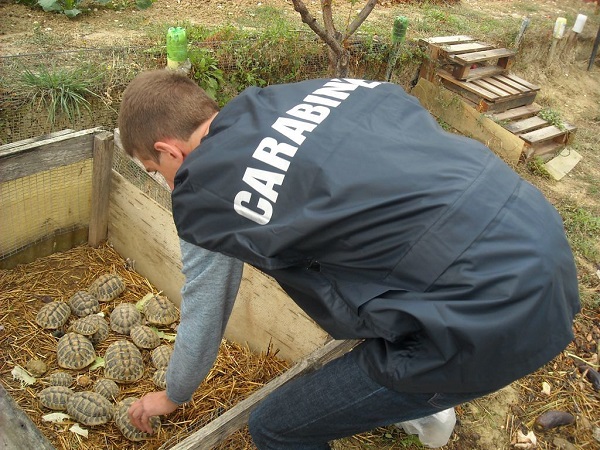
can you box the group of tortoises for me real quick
[33,273,179,441]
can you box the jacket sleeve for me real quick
[165,239,243,404]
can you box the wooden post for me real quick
[88,130,114,247]
[168,339,361,449]
[588,24,600,70]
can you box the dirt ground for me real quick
[1,0,599,449]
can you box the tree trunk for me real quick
[291,0,377,78]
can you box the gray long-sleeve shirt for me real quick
[165,239,243,404]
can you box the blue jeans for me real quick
[248,350,492,449]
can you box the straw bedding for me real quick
[0,243,288,450]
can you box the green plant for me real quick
[18,65,101,126]
[559,203,600,264]
[525,157,552,179]
[189,49,224,101]
[36,0,152,18]
[539,108,565,131]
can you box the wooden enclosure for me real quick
[0,128,353,449]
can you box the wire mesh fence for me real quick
[1,35,392,145]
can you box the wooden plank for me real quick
[503,73,540,91]
[169,339,361,450]
[0,129,99,182]
[489,75,530,93]
[420,35,474,45]
[438,70,500,100]
[451,48,516,64]
[520,125,566,144]
[471,78,513,98]
[0,129,74,153]
[479,92,538,113]
[88,131,115,247]
[412,78,524,163]
[481,77,521,95]
[543,148,583,180]
[504,116,548,134]
[0,384,55,450]
[461,65,506,81]
[440,42,494,55]
[488,104,543,122]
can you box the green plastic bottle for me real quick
[166,27,188,70]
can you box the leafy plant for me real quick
[36,0,152,18]
[539,108,565,131]
[188,49,224,101]
[18,65,101,126]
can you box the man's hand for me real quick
[128,390,178,434]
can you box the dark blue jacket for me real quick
[172,78,580,393]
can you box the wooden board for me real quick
[169,339,361,450]
[451,48,516,64]
[420,35,474,45]
[0,128,101,182]
[440,42,495,55]
[107,171,329,362]
[412,78,524,163]
[544,148,583,180]
[489,104,543,122]
[504,116,548,134]
[0,384,55,450]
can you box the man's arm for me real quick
[128,239,243,433]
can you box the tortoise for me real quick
[25,359,47,377]
[68,291,100,317]
[56,332,96,370]
[38,386,74,411]
[36,301,71,330]
[88,273,125,302]
[87,314,110,345]
[151,345,173,369]
[104,340,144,383]
[142,294,179,326]
[152,367,167,390]
[68,315,100,336]
[130,325,160,349]
[66,391,113,426]
[110,303,142,335]
[94,378,120,400]
[114,397,161,441]
[47,371,74,387]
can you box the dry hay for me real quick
[0,243,288,450]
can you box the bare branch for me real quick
[344,0,378,39]
[321,0,337,37]
[291,0,343,54]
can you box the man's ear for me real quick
[154,140,184,161]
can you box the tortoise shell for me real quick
[68,291,100,317]
[104,340,144,383]
[142,294,179,326]
[152,367,167,390]
[110,303,142,335]
[47,371,74,387]
[87,315,110,345]
[94,378,120,400]
[36,302,71,329]
[38,386,74,411]
[130,325,160,349]
[89,273,125,302]
[114,397,161,441]
[66,391,113,426]
[56,332,96,370]
[151,345,173,369]
[68,315,100,336]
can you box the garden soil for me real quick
[1,0,599,449]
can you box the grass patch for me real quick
[16,64,102,126]
[558,202,600,265]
